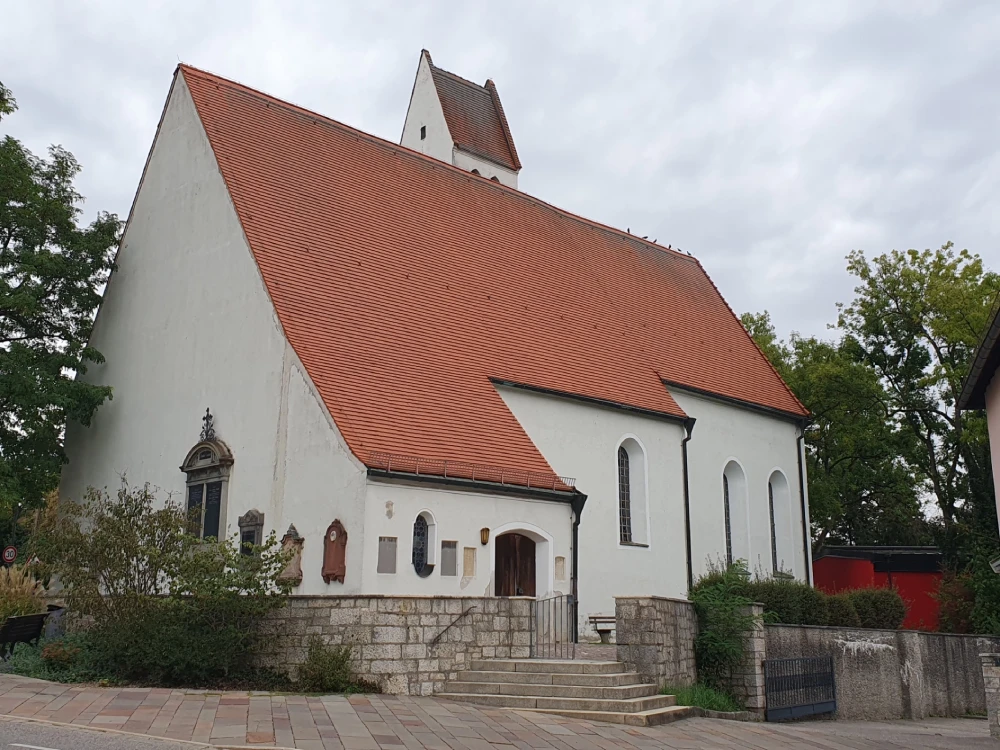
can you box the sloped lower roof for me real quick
[179,64,806,484]
[424,51,520,172]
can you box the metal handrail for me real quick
[430,605,477,647]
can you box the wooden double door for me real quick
[494,532,536,597]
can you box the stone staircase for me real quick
[437,659,693,726]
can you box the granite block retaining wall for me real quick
[614,596,697,689]
[258,595,533,696]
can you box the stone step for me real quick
[469,659,624,674]
[455,670,647,687]
[519,705,696,727]
[443,681,658,700]
[436,692,676,714]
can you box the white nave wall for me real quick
[60,73,370,594]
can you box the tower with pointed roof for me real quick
[401,50,521,188]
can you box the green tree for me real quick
[741,313,927,547]
[838,244,1000,549]
[0,82,120,512]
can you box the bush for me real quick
[689,561,758,697]
[936,571,974,634]
[662,683,742,713]
[745,578,829,626]
[0,564,46,622]
[297,637,375,694]
[32,480,292,686]
[846,588,906,629]
[826,593,862,627]
[7,635,100,683]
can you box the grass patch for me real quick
[662,683,742,713]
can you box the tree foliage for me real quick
[837,244,1000,548]
[0,81,121,511]
[741,312,927,546]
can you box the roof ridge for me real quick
[429,61,489,92]
[176,63,694,266]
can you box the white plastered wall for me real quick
[400,54,453,164]
[670,388,809,583]
[496,386,687,635]
[60,73,369,594]
[362,480,573,597]
[452,148,518,188]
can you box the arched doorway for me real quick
[495,532,536,597]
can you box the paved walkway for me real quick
[0,674,992,749]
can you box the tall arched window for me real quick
[722,461,749,565]
[618,446,632,543]
[723,474,733,565]
[616,437,648,545]
[768,481,778,573]
[768,471,793,575]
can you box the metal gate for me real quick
[764,656,837,721]
[531,594,576,659]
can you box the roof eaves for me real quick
[958,292,1000,410]
[367,468,584,504]
[454,143,517,172]
[492,378,689,424]
[485,78,521,171]
[661,379,808,424]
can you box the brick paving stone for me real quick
[0,674,995,749]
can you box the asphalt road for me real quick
[0,717,201,750]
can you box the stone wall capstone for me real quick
[258,595,533,696]
[615,596,696,688]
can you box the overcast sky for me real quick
[4,1,999,341]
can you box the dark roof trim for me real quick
[661,379,808,424]
[454,143,517,172]
[491,378,689,425]
[958,297,1000,410]
[367,468,584,504]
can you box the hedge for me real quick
[692,564,907,631]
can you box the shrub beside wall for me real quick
[691,563,907,631]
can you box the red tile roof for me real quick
[178,64,807,486]
[423,50,520,172]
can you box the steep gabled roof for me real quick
[423,50,521,172]
[178,64,807,485]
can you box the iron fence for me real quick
[531,594,576,660]
[764,656,837,721]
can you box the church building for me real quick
[60,51,812,639]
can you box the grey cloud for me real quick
[3,0,998,341]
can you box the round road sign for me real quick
[2,546,16,564]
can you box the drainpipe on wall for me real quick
[570,492,588,644]
[681,418,697,593]
[796,424,812,586]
